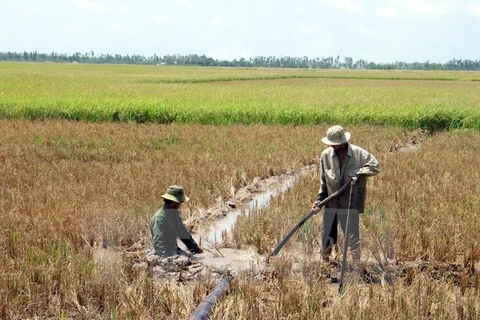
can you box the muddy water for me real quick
[192,165,317,246]
[186,165,317,273]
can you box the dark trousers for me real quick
[322,208,360,256]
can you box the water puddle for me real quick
[192,165,317,245]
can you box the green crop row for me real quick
[140,75,471,84]
[1,62,480,131]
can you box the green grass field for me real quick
[1,62,480,130]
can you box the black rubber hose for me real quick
[189,275,232,320]
[267,180,351,260]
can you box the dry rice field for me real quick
[1,119,479,319]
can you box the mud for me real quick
[389,128,429,152]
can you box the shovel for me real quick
[338,176,357,294]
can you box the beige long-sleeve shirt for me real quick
[317,143,381,213]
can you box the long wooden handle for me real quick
[268,180,351,259]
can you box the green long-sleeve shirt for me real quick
[149,204,200,257]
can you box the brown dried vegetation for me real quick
[1,120,479,319]
[0,119,329,319]
[222,128,480,319]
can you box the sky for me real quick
[1,0,479,63]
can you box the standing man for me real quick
[312,126,381,266]
[150,185,203,257]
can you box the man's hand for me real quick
[190,246,203,254]
[350,175,358,185]
[311,200,322,211]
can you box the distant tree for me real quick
[343,57,353,69]
[2,50,480,70]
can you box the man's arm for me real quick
[180,237,203,254]
[312,158,328,209]
[356,149,381,176]
[176,215,203,254]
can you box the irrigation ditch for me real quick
[186,165,319,319]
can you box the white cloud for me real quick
[374,0,456,20]
[403,0,449,17]
[108,23,121,31]
[74,1,129,15]
[375,7,403,19]
[176,0,193,8]
[153,15,168,23]
[355,28,377,36]
[466,2,480,18]
[74,0,106,11]
[297,22,314,33]
[321,0,363,13]
[26,6,40,13]
[116,5,128,13]
[64,25,75,33]
[211,17,222,25]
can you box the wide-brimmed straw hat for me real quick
[321,125,351,145]
[161,185,190,203]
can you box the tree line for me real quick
[1,51,479,71]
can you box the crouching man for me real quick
[149,185,203,258]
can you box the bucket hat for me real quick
[321,125,351,145]
[161,185,190,203]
